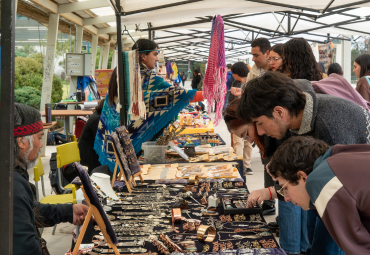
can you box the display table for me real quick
[40,110,93,140]
[178,121,214,134]
[76,179,283,255]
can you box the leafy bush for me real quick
[14,86,41,110]
[15,56,63,106]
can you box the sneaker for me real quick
[245,168,253,175]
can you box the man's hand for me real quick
[230,87,242,96]
[246,188,271,208]
[73,204,89,225]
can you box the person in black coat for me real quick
[13,103,88,255]
[78,99,105,175]
[191,69,204,111]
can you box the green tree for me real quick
[95,47,114,70]
[14,86,41,110]
[15,56,63,106]
[15,43,37,57]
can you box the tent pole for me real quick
[116,0,126,126]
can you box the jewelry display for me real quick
[97,240,145,247]
[212,241,219,252]
[87,174,278,254]
[159,234,183,253]
[251,240,261,248]
[90,178,121,202]
[150,236,170,255]
[197,225,216,242]
[202,244,210,252]
[259,239,277,248]
[233,214,246,221]
[178,240,197,252]
[188,175,200,185]
[93,248,148,254]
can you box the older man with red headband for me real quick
[13,103,88,255]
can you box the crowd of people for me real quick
[10,34,370,255]
[224,37,370,255]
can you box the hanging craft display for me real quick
[203,15,226,126]
[125,50,146,120]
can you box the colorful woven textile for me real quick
[203,15,227,125]
[94,63,196,172]
[124,50,146,120]
[128,64,196,154]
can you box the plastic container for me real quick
[142,142,167,164]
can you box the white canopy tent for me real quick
[20,0,370,118]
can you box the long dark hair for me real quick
[280,38,323,81]
[94,99,105,114]
[108,67,117,105]
[354,54,370,78]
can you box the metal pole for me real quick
[0,0,16,254]
[148,22,152,41]
[116,0,127,126]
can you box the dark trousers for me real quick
[182,80,186,87]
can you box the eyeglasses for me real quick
[277,181,289,197]
[268,57,282,63]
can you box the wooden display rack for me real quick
[73,186,120,255]
[111,145,144,193]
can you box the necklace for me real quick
[90,179,121,202]
[217,231,272,241]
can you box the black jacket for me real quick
[13,167,73,255]
[78,111,102,175]
[191,76,201,90]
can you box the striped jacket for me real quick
[307,144,370,255]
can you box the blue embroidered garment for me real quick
[94,64,196,172]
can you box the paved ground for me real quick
[35,80,278,254]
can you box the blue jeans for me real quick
[306,209,344,255]
[279,200,308,254]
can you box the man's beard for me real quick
[23,136,40,169]
[274,117,289,140]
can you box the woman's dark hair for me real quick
[270,44,283,57]
[94,99,105,114]
[132,38,158,62]
[237,71,306,122]
[251,38,271,54]
[280,38,323,81]
[108,67,118,105]
[193,68,203,78]
[224,98,249,131]
[354,54,370,78]
[327,63,343,76]
[226,63,233,69]
[231,62,249,78]
[269,136,330,185]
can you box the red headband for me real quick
[14,120,43,137]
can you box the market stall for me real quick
[72,169,283,255]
